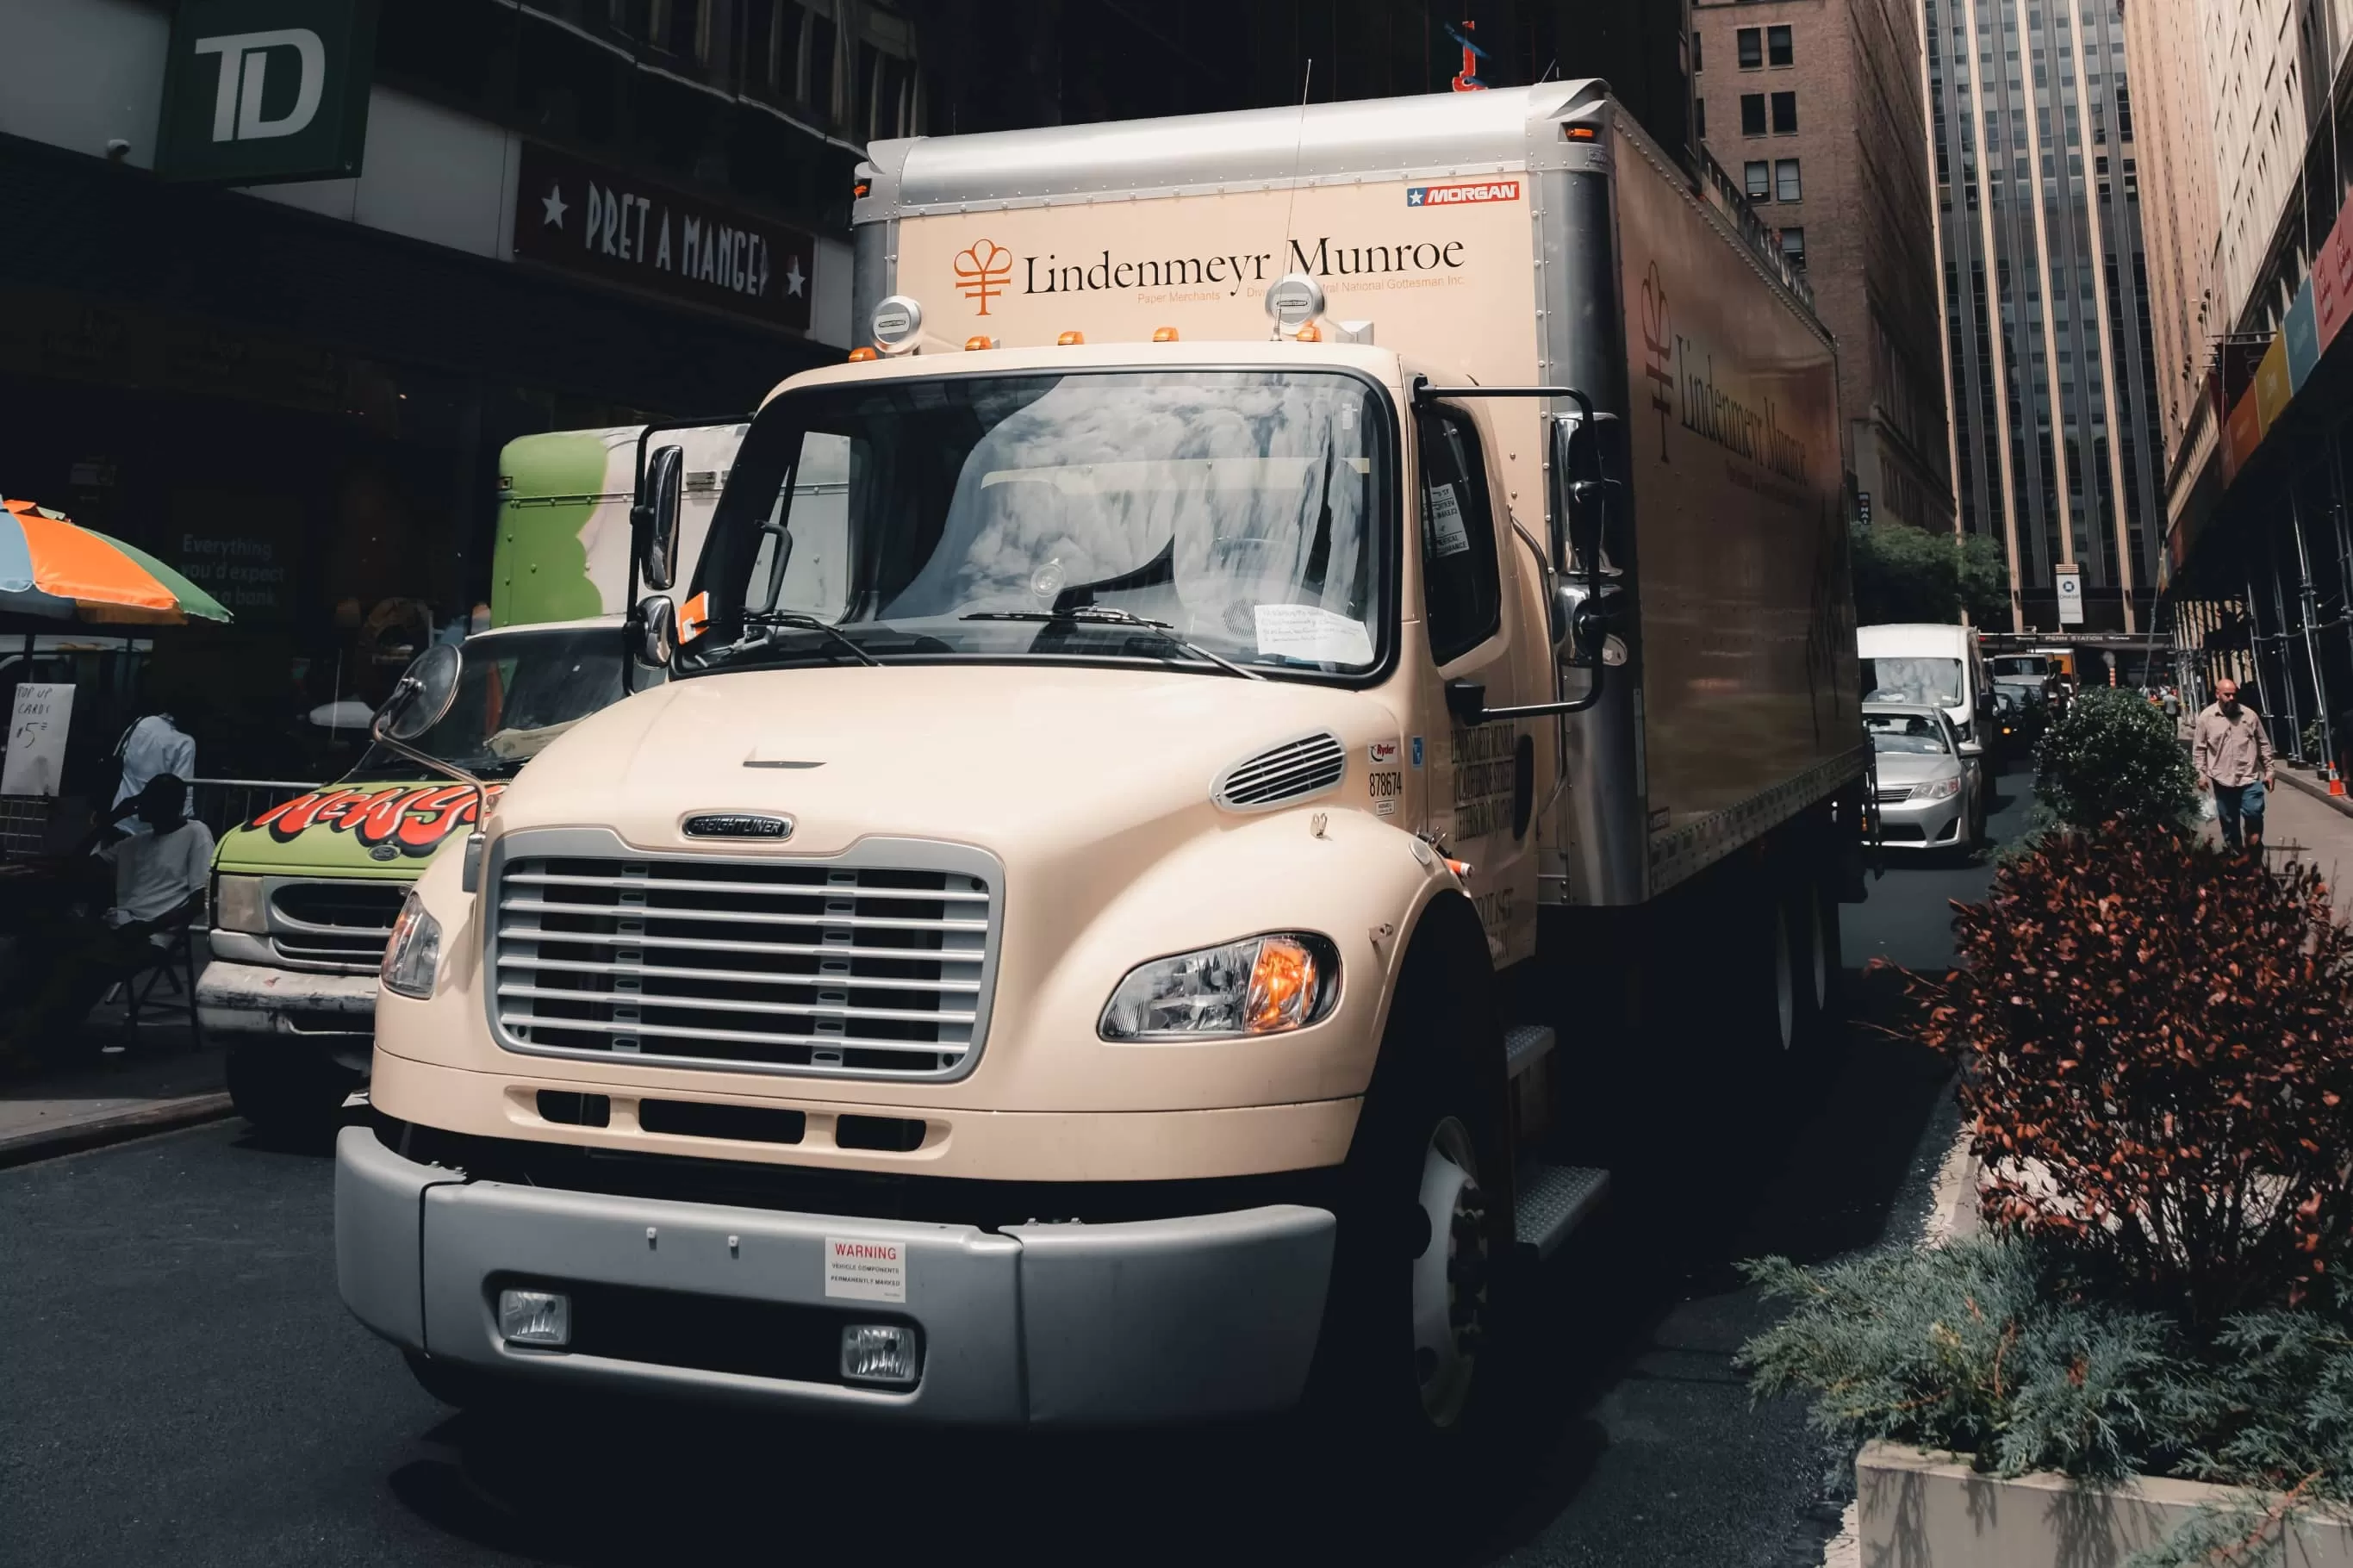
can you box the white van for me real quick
[1858,623,1989,789]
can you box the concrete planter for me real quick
[1858,1442,2353,1567]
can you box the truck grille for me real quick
[267,879,407,973]
[489,849,996,1080]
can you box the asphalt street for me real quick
[0,764,2030,1567]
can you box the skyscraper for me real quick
[1922,0,2168,632]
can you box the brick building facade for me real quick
[1694,0,1955,540]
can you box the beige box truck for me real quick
[336,83,1864,1444]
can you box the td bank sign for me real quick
[158,0,379,184]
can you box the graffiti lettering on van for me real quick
[252,783,507,856]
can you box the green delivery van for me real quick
[202,422,744,1130]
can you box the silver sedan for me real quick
[1865,703,1985,853]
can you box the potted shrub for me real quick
[1742,823,2353,1564]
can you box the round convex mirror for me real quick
[378,642,464,743]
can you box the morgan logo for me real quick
[1406,179,1522,207]
[955,239,1012,315]
[252,783,503,857]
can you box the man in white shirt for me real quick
[112,712,197,835]
[0,775,213,1074]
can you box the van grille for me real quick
[1213,732,1347,811]
[267,879,407,973]
[489,852,994,1080]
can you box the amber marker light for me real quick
[1244,936,1322,1033]
[965,334,995,351]
[1293,322,1322,343]
[1152,326,1180,342]
[847,345,880,362]
[1057,330,1085,345]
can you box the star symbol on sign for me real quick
[784,255,806,297]
[540,184,569,229]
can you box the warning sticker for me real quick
[825,1236,907,1302]
[1426,484,1471,557]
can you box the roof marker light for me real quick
[1057,330,1085,345]
[847,346,880,362]
[1294,322,1323,343]
[965,334,996,352]
[1152,326,1180,342]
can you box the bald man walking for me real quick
[2194,678,2275,851]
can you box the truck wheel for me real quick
[1795,874,1845,1056]
[226,1042,357,1137]
[1767,900,1797,1054]
[1311,969,1512,1469]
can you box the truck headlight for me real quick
[1910,776,1964,800]
[214,874,267,935]
[1099,932,1339,1041]
[382,892,443,999]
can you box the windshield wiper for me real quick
[961,607,1266,681]
[738,610,882,668]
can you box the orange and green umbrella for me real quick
[0,498,232,625]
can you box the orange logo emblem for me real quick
[955,239,1012,315]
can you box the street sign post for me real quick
[156,0,379,184]
[2055,565,2085,627]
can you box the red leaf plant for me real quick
[1906,821,2353,1325]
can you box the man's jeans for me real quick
[2214,780,2268,848]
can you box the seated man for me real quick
[0,775,213,1075]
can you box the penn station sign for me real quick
[157,0,379,184]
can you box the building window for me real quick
[1741,93,1767,135]
[1695,97,1707,137]
[1776,158,1802,202]
[1767,25,1793,66]
[1780,227,1807,271]
[1746,159,1771,200]
[1738,28,1764,68]
[1771,91,1797,134]
[1692,29,1703,72]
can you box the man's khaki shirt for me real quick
[2194,702,2274,787]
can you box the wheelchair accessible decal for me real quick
[252,782,506,856]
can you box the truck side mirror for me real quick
[634,444,686,593]
[635,594,678,669]
[374,643,463,744]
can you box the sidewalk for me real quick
[0,935,233,1167]
[2213,765,2353,921]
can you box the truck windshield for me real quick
[681,370,1392,680]
[356,627,627,781]
[1860,656,1964,707]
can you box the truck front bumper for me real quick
[337,1125,1336,1426]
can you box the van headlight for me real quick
[1099,932,1339,1041]
[213,874,267,934]
[382,891,444,999]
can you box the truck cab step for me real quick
[1503,1023,1555,1080]
[1514,1161,1609,1260]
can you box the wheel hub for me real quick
[1410,1116,1488,1428]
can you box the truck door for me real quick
[1416,401,1541,967]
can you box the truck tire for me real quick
[226,1042,357,1137]
[1310,943,1515,1472]
[1789,871,1842,1057]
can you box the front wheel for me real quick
[226,1041,358,1137]
[1310,970,1513,1466]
